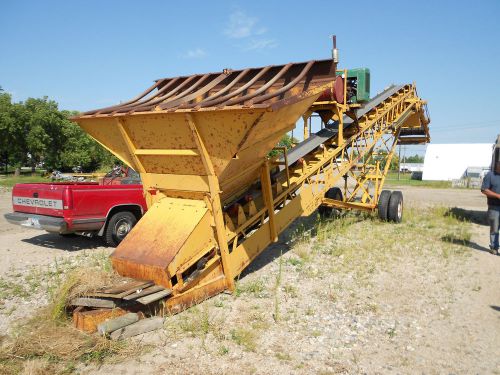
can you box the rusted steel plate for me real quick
[73,307,127,333]
[80,59,337,115]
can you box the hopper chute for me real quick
[73,59,340,306]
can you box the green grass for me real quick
[0,278,30,299]
[230,328,257,351]
[0,175,49,188]
[299,204,473,288]
[384,172,451,188]
[235,278,267,298]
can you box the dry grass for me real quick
[0,266,133,374]
[51,267,122,321]
[0,307,135,374]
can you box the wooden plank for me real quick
[71,297,116,308]
[122,285,166,301]
[101,280,152,294]
[110,317,164,340]
[97,313,140,336]
[88,281,154,299]
[136,289,172,305]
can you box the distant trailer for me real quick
[399,163,423,173]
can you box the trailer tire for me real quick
[319,187,343,218]
[387,191,403,223]
[377,190,392,221]
[104,211,137,247]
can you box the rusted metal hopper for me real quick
[73,59,340,307]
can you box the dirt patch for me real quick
[0,187,499,374]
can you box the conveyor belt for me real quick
[283,85,404,167]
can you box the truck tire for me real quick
[319,187,343,218]
[105,211,137,247]
[377,190,392,221]
[387,191,403,223]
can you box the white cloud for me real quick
[181,48,207,59]
[244,39,278,51]
[224,10,277,50]
[224,10,257,39]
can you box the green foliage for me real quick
[374,150,399,171]
[402,153,424,163]
[0,93,117,172]
[385,172,452,188]
[0,175,48,188]
[268,134,298,158]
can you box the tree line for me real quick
[0,88,116,173]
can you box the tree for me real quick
[374,150,399,171]
[402,154,424,163]
[59,112,118,171]
[0,93,29,171]
[268,134,299,158]
[0,93,118,173]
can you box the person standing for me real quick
[481,160,500,255]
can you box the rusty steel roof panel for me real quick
[82,59,337,116]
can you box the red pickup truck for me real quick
[3,172,147,247]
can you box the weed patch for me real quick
[230,328,257,352]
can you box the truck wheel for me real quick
[377,190,392,221]
[105,211,137,247]
[387,191,403,223]
[319,187,343,218]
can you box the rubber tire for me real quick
[319,187,343,218]
[104,211,137,247]
[377,190,392,221]
[387,191,403,223]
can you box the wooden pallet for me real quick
[71,278,171,333]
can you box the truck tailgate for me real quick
[12,183,68,217]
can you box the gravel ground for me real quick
[0,186,499,374]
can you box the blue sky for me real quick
[1,0,499,151]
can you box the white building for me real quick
[422,143,494,181]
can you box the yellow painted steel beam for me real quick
[185,113,235,291]
[115,119,146,174]
[260,160,278,242]
[135,149,199,156]
[322,198,375,212]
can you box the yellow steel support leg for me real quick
[115,119,146,174]
[185,114,235,291]
[261,159,278,243]
[302,115,309,140]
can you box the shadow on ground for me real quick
[239,215,318,279]
[239,210,366,279]
[22,233,106,251]
[441,235,491,253]
[490,305,500,313]
[446,207,488,226]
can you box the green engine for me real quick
[337,68,370,103]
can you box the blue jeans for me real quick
[487,206,500,250]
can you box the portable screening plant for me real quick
[73,51,430,316]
